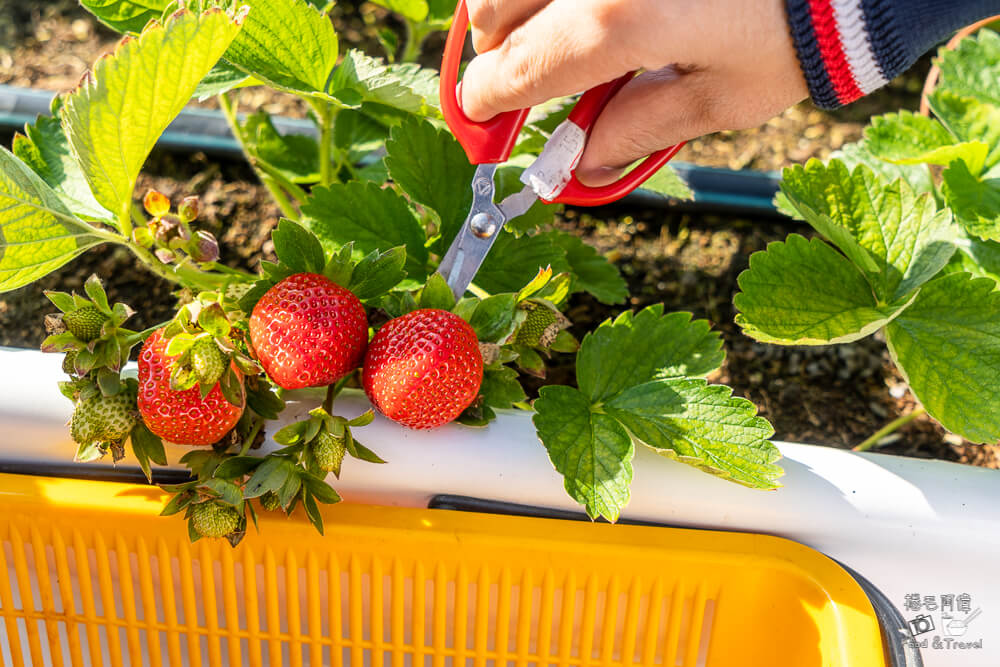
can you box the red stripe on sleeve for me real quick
[808,0,864,104]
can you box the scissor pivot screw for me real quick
[470,213,498,238]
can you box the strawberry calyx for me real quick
[42,274,140,381]
[160,296,261,406]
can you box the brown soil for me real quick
[1,3,995,468]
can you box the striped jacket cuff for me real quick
[785,0,898,109]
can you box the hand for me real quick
[460,0,809,185]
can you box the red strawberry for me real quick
[249,273,368,390]
[363,309,483,429]
[138,328,244,446]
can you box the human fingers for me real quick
[460,0,639,122]
[466,0,552,53]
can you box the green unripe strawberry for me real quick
[515,301,565,347]
[260,491,282,512]
[191,501,241,538]
[62,350,79,376]
[313,431,345,474]
[191,337,225,385]
[70,391,136,445]
[64,305,108,342]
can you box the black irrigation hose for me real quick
[0,83,784,217]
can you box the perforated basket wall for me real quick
[0,474,886,667]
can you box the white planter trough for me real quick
[1,346,999,667]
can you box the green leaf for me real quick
[300,473,341,504]
[61,8,244,215]
[192,59,255,100]
[385,117,475,251]
[934,29,1000,107]
[734,234,912,345]
[12,115,110,220]
[130,421,166,483]
[929,90,1000,171]
[334,109,389,163]
[533,385,633,521]
[243,456,295,498]
[370,0,428,22]
[242,111,320,183]
[639,165,693,201]
[865,110,986,173]
[779,160,956,301]
[301,490,324,534]
[327,50,439,114]
[418,272,456,311]
[160,491,194,517]
[548,231,627,305]
[203,477,244,508]
[79,0,169,33]
[605,378,781,489]
[833,140,934,195]
[0,147,103,292]
[577,304,725,403]
[272,218,325,274]
[886,272,1000,444]
[946,230,1000,284]
[472,232,569,295]
[214,455,263,479]
[469,294,518,343]
[348,246,408,300]
[302,181,428,279]
[941,160,1000,242]
[480,366,527,410]
[222,0,338,96]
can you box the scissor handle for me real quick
[441,0,530,164]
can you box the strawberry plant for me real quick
[2,0,778,543]
[740,28,1000,449]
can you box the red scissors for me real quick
[436,0,685,297]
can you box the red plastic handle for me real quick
[441,0,529,164]
[440,0,685,204]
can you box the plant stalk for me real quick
[261,175,301,221]
[240,419,265,457]
[853,407,927,452]
[218,91,303,215]
[315,102,336,187]
[401,19,428,64]
[126,242,224,291]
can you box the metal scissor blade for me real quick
[437,164,506,299]
[498,185,538,221]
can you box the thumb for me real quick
[575,66,713,187]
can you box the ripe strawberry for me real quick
[190,337,225,386]
[138,328,244,446]
[363,309,483,429]
[70,390,136,446]
[250,273,368,390]
[191,501,240,538]
[64,305,107,342]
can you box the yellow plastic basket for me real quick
[0,473,887,667]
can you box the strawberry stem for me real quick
[239,418,264,457]
[853,406,926,452]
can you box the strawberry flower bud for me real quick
[153,217,180,244]
[143,189,170,218]
[178,196,200,223]
[131,227,154,248]
[189,230,220,263]
[155,248,175,264]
